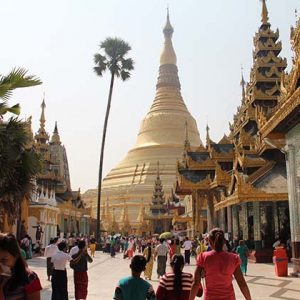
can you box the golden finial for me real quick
[240,65,246,100]
[184,121,191,149]
[206,124,210,146]
[261,0,269,24]
[163,6,173,38]
[39,93,46,130]
[160,8,177,66]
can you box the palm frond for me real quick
[120,70,131,81]
[0,68,42,101]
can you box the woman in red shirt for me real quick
[156,254,197,300]
[190,228,252,300]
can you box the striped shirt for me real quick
[156,272,193,300]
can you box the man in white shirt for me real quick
[182,237,193,265]
[154,239,169,278]
[51,241,72,300]
[44,237,58,281]
[69,239,80,257]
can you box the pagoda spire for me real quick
[206,124,210,147]
[240,66,246,101]
[261,0,269,24]
[51,121,61,145]
[35,94,50,152]
[184,121,191,150]
[39,94,46,131]
[160,8,176,66]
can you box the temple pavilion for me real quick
[176,0,290,263]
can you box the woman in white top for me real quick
[51,241,71,300]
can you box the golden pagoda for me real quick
[85,11,202,230]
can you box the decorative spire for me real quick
[157,161,160,179]
[240,66,246,101]
[51,121,61,145]
[160,9,177,66]
[184,121,191,150]
[206,124,210,147]
[40,93,46,131]
[261,0,269,24]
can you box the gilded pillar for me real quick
[286,143,300,276]
[240,203,248,241]
[232,205,239,241]
[253,201,262,250]
[207,194,215,231]
[219,208,226,231]
[227,206,232,234]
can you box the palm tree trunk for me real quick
[96,72,115,244]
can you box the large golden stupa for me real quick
[84,12,202,230]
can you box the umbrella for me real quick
[159,232,173,240]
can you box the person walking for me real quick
[182,237,193,265]
[44,237,58,281]
[154,238,169,279]
[190,228,252,300]
[111,237,116,258]
[143,242,154,280]
[156,254,196,300]
[236,240,250,276]
[89,237,96,258]
[113,255,156,300]
[169,239,176,261]
[0,233,42,300]
[175,239,181,255]
[51,241,72,300]
[71,240,93,300]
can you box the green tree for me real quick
[0,68,42,230]
[93,38,134,242]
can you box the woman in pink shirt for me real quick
[189,228,252,300]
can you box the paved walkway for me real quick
[28,252,300,300]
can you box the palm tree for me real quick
[0,68,42,231]
[93,37,134,243]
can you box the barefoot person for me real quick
[113,255,156,300]
[71,240,93,300]
[190,228,252,300]
[143,242,154,280]
[51,241,71,300]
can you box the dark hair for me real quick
[0,234,29,290]
[175,239,180,245]
[170,254,184,295]
[209,228,225,252]
[49,238,54,244]
[239,240,245,246]
[53,237,59,243]
[78,240,86,249]
[159,238,165,244]
[58,241,67,251]
[130,255,146,273]
[146,243,152,263]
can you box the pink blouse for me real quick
[197,250,241,300]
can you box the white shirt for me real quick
[69,245,79,257]
[51,251,71,270]
[44,244,58,258]
[183,240,193,251]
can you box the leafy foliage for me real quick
[93,38,134,79]
[0,68,42,226]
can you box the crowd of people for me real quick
[113,228,252,300]
[0,229,256,299]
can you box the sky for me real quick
[2,0,299,192]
